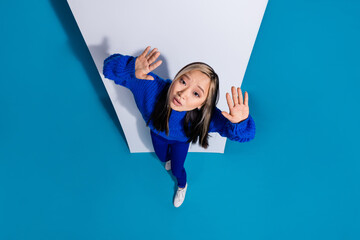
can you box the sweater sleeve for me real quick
[103,53,141,92]
[208,107,256,143]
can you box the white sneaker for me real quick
[173,183,187,207]
[165,160,171,171]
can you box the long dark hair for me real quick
[147,62,219,148]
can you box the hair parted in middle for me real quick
[147,62,219,149]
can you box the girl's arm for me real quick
[103,47,170,123]
[209,107,255,142]
[209,86,255,142]
[103,53,136,89]
[102,46,163,91]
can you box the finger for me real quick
[149,60,162,72]
[148,51,160,64]
[146,48,158,60]
[226,92,234,110]
[238,87,243,105]
[244,91,249,106]
[140,46,151,58]
[231,86,238,105]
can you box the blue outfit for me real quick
[103,53,256,187]
[150,131,189,187]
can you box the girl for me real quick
[103,46,255,207]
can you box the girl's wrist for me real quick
[233,116,248,124]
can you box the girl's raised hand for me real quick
[135,46,163,80]
[221,87,250,123]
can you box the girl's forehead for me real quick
[181,71,211,95]
[183,70,210,84]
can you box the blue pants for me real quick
[150,130,190,188]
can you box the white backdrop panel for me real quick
[67,0,267,153]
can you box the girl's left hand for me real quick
[221,86,250,123]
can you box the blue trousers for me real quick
[150,130,190,188]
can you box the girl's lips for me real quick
[173,97,182,106]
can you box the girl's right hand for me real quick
[135,46,163,80]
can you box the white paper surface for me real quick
[67,0,267,153]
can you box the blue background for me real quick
[1,0,359,239]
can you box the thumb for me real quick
[145,74,154,81]
[221,111,232,120]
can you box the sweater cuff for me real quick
[225,114,256,142]
[103,54,136,80]
[226,116,250,134]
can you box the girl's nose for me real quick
[178,88,190,99]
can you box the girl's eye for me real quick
[180,79,186,85]
[194,92,200,97]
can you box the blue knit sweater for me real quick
[103,53,256,143]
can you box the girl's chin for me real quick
[170,106,182,111]
[170,104,185,111]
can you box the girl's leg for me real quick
[150,130,170,163]
[169,141,190,188]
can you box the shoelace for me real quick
[176,187,186,198]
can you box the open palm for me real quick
[135,46,163,80]
[221,86,250,123]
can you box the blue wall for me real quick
[0,0,359,239]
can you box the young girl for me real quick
[103,46,256,207]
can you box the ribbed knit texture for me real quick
[103,53,256,143]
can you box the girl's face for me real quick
[169,70,210,112]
